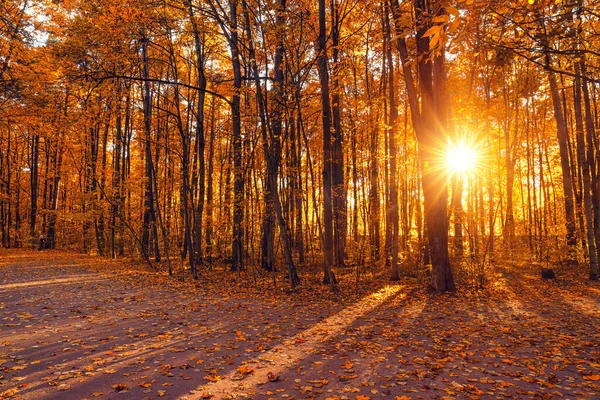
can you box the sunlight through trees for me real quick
[1,0,600,290]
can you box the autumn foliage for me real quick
[1,0,600,290]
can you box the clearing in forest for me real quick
[0,250,599,399]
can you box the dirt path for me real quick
[1,250,599,399]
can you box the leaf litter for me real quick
[0,249,598,399]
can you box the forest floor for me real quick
[0,250,599,400]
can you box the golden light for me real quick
[446,141,478,173]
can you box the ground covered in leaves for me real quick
[1,250,599,399]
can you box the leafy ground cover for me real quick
[1,249,599,399]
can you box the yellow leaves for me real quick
[0,387,20,398]
[236,365,254,375]
[204,375,222,382]
[103,368,118,374]
[395,397,412,400]
[356,395,371,400]
[341,359,355,370]
[139,381,152,388]
[157,390,167,397]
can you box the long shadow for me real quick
[2,257,357,399]
[4,253,599,399]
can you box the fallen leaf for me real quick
[0,388,19,398]
[112,384,128,392]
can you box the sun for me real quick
[446,141,478,173]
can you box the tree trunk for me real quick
[317,0,337,284]
[29,134,39,239]
[415,0,454,292]
[229,0,244,272]
[141,35,158,261]
[575,61,598,279]
[383,4,400,281]
[186,0,207,268]
[581,70,600,280]
[543,51,577,254]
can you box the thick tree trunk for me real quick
[317,0,337,284]
[544,52,578,253]
[416,0,454,292]
[575,61,599,280]
[186,0,207,268]
[582,75,600,280]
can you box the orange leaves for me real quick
[3,251,600,400]
[232,364,255,380]
[236,365,254,375]
[341,359,355,370]
[421,4,462,50]
[584,375,600,381]
[306,378,329,388]
[112,383,128,392]
[160,364,174,376]
[204,375,222,382]
[422,25,442,38]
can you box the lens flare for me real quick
[447,141,478,173]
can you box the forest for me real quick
[2,0,600,292]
